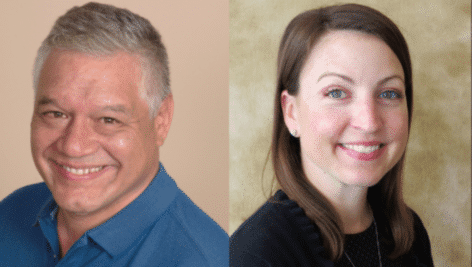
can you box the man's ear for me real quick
[280,90,299,136]
[154,93,174,147]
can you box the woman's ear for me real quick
[281,90,299,137]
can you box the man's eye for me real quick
[327,89,347,99]
[379,90,402,99]
[101,117,120,124]
[43,111,66,118]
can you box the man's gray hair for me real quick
[33,2,170,117]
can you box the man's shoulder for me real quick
[0,183,52,265]
[1,182,51,220]
[112,186,228,267]
[163,189,229,265]
[169,189,228,238]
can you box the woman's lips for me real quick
[339,143,386,161]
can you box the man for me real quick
[0,2,228,266]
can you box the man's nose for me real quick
[56,117,99,157]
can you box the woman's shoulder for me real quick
[230,190,295,235]
[406,210,434,266]
[230,190,333,267]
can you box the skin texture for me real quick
[282,30,409,233]
[30,49,173,255]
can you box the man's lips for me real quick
[52,160,108,177]
[61,165,105,175]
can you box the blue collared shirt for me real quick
[0,163,228,266]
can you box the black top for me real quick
[230,190,434,267]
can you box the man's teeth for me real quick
[343,144,380,153]
[62,165,104,175]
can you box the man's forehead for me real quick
[36,49,147,112]
[41,49,143,82]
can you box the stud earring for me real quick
[290,129,298,138]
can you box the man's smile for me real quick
[61,164,104,175]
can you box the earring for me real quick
[290,129,298,138]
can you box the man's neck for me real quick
[57,208,91,257]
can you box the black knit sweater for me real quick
[230,190,434,267]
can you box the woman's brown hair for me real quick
[271,4,414,261]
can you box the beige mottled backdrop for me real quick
[0,0,229,232]
[230,0,471,266]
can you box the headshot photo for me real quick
[0,1,228,266]
[229,0,470,266]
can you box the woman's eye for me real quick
[379,90,402,99]
[327,89,347,99]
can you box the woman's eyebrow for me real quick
[376,75,404,87]
[317,72,354,83]
[317,72,404,86]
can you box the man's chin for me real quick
[53,191,107,216]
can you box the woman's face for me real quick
[282,30,409,189]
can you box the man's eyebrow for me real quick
[36,98,131,116]
[36,97,56,106]
[101,105,131,115]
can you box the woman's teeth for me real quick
[342,144,381,153]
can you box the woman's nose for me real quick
[351,99,383,133]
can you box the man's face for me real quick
[31,49,162,218]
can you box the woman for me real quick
[230,4,434,266]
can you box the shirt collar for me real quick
[34,195,61,256]
[86,163,178,257]
[34,195,57,227]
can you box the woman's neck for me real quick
[304,167,373,234]
[329,185,373,234]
